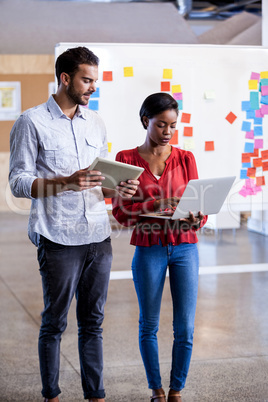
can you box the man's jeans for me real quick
[132,242,199,392]
[37,235,112,399]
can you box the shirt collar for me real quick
[47,95,87,120]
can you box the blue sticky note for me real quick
[88,100,99,111]
[90,88,100,98]
[177,100,183,110]
[260,78,268,86]
[254,126,263,136]
[241,101,251,111]
[246,110,255,119]
[244,142,254,153]
[240,169,248,179]
[250,92,259,110]
[242,121,251,131]
[254,117,263,125]
[260,95,268,105]
[242,162,251,168]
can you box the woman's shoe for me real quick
[167,391,182,401]
[150,395,166,401]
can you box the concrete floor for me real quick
[1,212,268,402]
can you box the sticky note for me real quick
[253,158,263,168]
[163,69,172,79]
[260,71,268,79]
[242,121,251,131]
[205,141,214,151]
[169,130,178,145]
[254,117,263,125]
[256,176,265,186]
[177,100,183,110]
[250,92,259,110]
[173,92,183,101]
[242,153,251,163]
[240,169,248,179]
[263,161,268,171]
[103,71,113,81]
[247,167,256,177]
[252,149,259,157]
[254,126,263,136]
[261,149,268,160]
[161,81,170,92]
[251,72,260,81]
[261,104,268,114]
[181,113,191,124]
[249,80,258,90]
[172,85,181,94]
[254,138,263,149]
[124,67,134,77]
[107,142,112,153]
[183,138,195,150]
[261,86,268,96]
[88,100,99,111]
[244,142,254,153]
[225,111,237,124]
[183,126,193,137]
[245,131,254,139]
[241,101,251,111]
[204,90,216,100]
[261,78,268,86]
[242,162,251,168]
[246,110,255,119]
[260,95,268,105]
[255,109,263,118]
[90,87,100,98]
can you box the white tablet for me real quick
[89,157,144,189]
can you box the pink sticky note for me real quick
[255,139,264,149]
[173,92,183,100]
[255,109,263,118]
[239,188,248,197]
[261,85,268,96]
[245,131,254,139]
[251,72,260,81]
[261,105,268,115]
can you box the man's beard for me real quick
[67,81,90,106]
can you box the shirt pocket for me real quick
[85,136,101,164]
[40,137,75,171]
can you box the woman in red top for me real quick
[112,93,207,402]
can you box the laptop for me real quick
[139,176,236,220]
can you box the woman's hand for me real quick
[154,197,181,212]
[116,179,140,198]
[180,211,205,227]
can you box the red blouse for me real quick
[112,147,208,247]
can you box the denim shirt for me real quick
[9,95,111,246]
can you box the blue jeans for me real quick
[37,236,112,400]
[132,242,199,392]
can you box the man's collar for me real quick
[47,95,88,120]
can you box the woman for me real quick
[112,93,207,401]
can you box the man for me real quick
[9,47,139,402]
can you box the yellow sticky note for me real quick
[124,67,134,77]
[183,138,195,150]
[204,90,215,99]
[248,79,258,90]
[107,142,112,153]
[172,85,181,94]
[163,69,173,79]
[260,71,268,79]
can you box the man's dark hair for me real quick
[139,92,179,129]
[55,47,99,86]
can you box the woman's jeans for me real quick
[132,242,199,392]
[37,236,112,400]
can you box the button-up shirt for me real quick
[9,95,111,246]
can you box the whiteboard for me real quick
[55,43,268,212]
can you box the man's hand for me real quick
[66,168,105,192]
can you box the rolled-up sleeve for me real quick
[9,114,38,199]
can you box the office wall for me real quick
[0,55,54,212]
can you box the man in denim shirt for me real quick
[9,47,139,402]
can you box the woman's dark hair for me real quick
[139,92,179,129]
[55,47,99,86]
